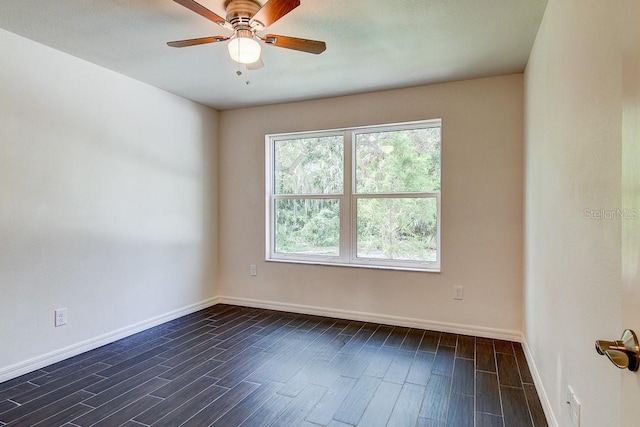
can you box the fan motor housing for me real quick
[224,0,261,25]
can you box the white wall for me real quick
[218,75,524,338]
[0,29,218,379]
[524,0,640,425]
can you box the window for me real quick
[266,120,441,271]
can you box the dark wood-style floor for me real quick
[0,305,548,427]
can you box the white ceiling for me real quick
[0,0,548,110]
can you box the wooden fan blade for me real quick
[251,0,300,29]
[167,36,229,48]
[263,34,326,54]
[173,0,233,31]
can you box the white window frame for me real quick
[265,119,441,272]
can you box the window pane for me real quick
[355,127,441,193]
[275,199,340,256]
[274,136,344,194]
[356,197,437,262]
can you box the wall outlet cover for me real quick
[568,385,581,426]
[54,308,67,327]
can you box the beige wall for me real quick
[218,75,524,337]
[0,29,218,379]
[524,0,640,425]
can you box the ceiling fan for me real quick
[168,0,326,67]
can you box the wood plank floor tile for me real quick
[524,383,549,427]
[96,346,172,378]
[306,375,357,425]
[362,346,397,378]
[72,377,168,426]
[383,350,415,384]
[386,382,426,427]
[0,382,38,402]
[419,374,452,422]
[134,375,218,425]
[400,329,425,352]
[210,381,282,427]
[514,342,535,384]
[476,342,496,373]
[383,327,410,348]
[476,371,502,416]
[419,331,441,352]
[280,358,329,397]
[356,381,402,427]
[29,351,117,386]
[494,340,515,355]
[314,334,350,361]
[439,333,458,347]
[92,395,162,427]
[406,350,435,386]
[446,393,474,427]
[456,335,476,359]
[32,403,93,427]
[150,358,223,398]
[179,381,259,427]
[0,375,103,424]
[149,384,229,426]
[364,325,394,349]
[416,416,446,426]
[452,357,475,396]
[0,401,17,414]
[340,324,377,355]
[476,412,504,427]
[341,321,366,336]
[84,356,165,394]
[432,346,456,377]
[501,385,534,427]
[268,383,326,426]
[4,390,92,426]
[156,334,222,366]
[333,375,381,425]
[12,363,110,404]
[84,365,168,407]
[496,353,522,387]
[237,392,292,427]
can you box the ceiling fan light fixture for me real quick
[228,35,261,64]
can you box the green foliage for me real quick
[353,127,440,261]
[356,198,437,262]
[273,126,441,262]
[355,127,441,193]
[275,136,343,194]
[275,199,340,255]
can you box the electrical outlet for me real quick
[250,264,257,276]
[54,308,67,327]
[454,286,464,300]
[568,385,581,426]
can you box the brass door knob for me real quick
[595,329,640,371]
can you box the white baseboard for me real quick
[0,297,219,383]
[216,295,522,342]
[522,338,559,427]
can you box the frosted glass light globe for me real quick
[228,37,261,64]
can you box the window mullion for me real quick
[341,131,352,262]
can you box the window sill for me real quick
[266,257,441,273]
